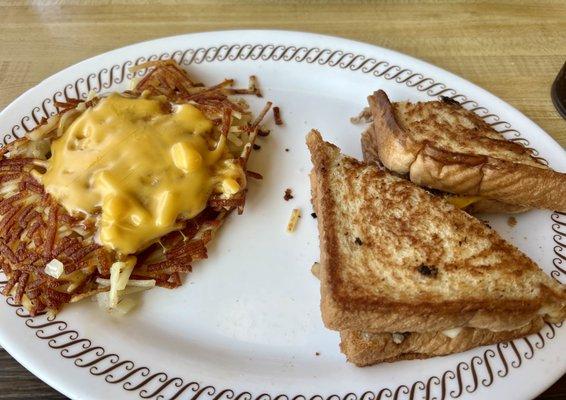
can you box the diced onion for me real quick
[112,297,137,315]
[96,290,141,316]
[442,327,463,339]
[96,277,156,288]
[0,182,18,196]
[96,291,110,309]
[44,259,64,279]
[227,132,243,146]
[121,286,153,295]
[108,259,135,309]
[392,333,405,344]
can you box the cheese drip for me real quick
[41,93,242,254]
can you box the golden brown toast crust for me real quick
[307,130,565,333]
[363,90,566,212]
[361,126,529,214]
[340,318,544,366]
[361,127,529,214]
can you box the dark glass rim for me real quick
[551,61,566,119]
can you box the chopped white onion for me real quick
[108,260,134,309]
[392,333,405,344]
[121,286,152,295]
[96,278,156,288]
[96,291,110,309]
[0,182,18,196]
[44,259,64,279]
[227,132,243,146]
[96,291,139,316]
[112,297,137,316]
[442,327,463,339]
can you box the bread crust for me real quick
[307,130,566,334]
[362,127,529,214]
[321,290,546,332]
[366,90,419,173]
[340,318,544,366]
[364,90,566,212]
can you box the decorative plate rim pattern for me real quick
[0,41,564,400]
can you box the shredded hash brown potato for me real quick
[0,60,271,315]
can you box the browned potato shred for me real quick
[0,60,271,315]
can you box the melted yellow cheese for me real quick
[445,195,482,209]
[41,93,242,254]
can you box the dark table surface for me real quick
[0,349,563,400]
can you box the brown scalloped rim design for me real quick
[0,43,564,400]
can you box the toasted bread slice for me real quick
[340,318,544,366]
[361,126,530,214]
[307,130,565,334]
[361,91,566,212]
[311,258,543,366]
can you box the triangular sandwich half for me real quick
[307,129,565,365]
[360,90,566,213]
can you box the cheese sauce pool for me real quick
[41,93,243,254]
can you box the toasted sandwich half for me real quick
[360,90,566,213]
[307,130,565,366]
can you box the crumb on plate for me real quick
[286,208,301,233]
[284,188,294,201]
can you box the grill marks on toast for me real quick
[363,90,566,212]
[307,130,565,331]
[308,130,565,365]
[392,98,541,168]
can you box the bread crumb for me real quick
[285,148,289,152]
[252,144,261,150]
[286,208,301,232]
[273,106,283,125]
[246,170,263,180]
[284,188,294,201]
[311,212,317,219]
[311,262,320,278]
[315,352,320,356]
[507,216,517,227]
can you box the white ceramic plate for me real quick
[0,30,564,400]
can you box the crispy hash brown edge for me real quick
[0,60,271,315]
